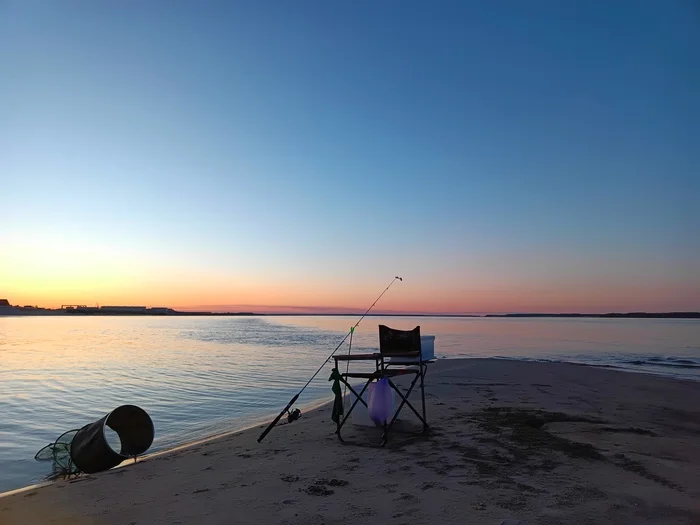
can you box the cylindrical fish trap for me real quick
[69,405,154,474]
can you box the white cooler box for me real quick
[420,335,435,361]
[386,334,436,364]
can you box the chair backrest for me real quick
[378,325,421,358]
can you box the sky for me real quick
[1,1,699,314]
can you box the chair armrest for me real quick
[334,353,382,361]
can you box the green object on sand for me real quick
[329,368,344,424]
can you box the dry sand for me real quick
[2,358,699,525]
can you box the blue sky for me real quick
[1,1,698,312]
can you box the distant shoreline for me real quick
[485,312,700,319]
[243,312,700,319]
[1,308,698,319]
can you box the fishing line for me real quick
[342,326,354,405]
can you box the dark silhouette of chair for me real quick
[333,325,429,446]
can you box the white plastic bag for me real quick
[368,378,393,426]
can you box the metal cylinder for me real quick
[70,405,154,474]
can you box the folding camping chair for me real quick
[332,325,429,446]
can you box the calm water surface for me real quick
[1,315,699,492]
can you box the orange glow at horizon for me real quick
[3,0,698,325]
[4,278,699,314]
[2,239,698,314]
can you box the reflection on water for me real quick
[104,427,121,454]
[1,315,698,492]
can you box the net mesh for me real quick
[34,429,80,477]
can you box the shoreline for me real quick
[486,355,700,382]
[0,394,337,499]
[2,309,699,318]
[2,358,700,524]
[2,357,700,499]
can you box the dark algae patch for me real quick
[465,407,683,492]
[474,407,605,460]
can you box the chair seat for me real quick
[341,369,419,380]
[342,372,379,379]
[385,359,423,366]
[334,353,381,361]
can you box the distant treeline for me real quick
[74,311,699,318]
[484,312,700,319]
[63,310,259,316]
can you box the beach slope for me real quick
[2,359,699,524]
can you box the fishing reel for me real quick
[287,408,302,423]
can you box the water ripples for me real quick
[1,314,698,493]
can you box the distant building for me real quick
[100,306,148,313]
[0,299,10,307]
[62,305,98,313]
[149,307,174,315]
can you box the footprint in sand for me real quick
[302,485,334,496]
[300,477,349,496]
[314,478,348,487]
[281,475,300,482]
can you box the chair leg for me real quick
[342,380,370,409]
[336,378,372,443]
[386,381,409,433]
[420,364,428,431]
[388,375,425,424]
[380,376,416,446]
[381,374,428,446]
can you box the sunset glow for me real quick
[2,2,698,315]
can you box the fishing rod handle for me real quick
[257,394,299,443]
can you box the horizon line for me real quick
[177,303,700,315]
[177,306,700,317]
[3,299,698,317]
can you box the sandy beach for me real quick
[2,358,699,525]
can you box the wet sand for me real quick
[2,358,699,525]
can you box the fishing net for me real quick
[34,429,81,478]
[33,404,155,478]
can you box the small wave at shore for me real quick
[624,357,700,369]
[486,354,700,381]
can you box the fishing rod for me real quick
[257,275,403,443]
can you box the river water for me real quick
[1,315,698,492]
